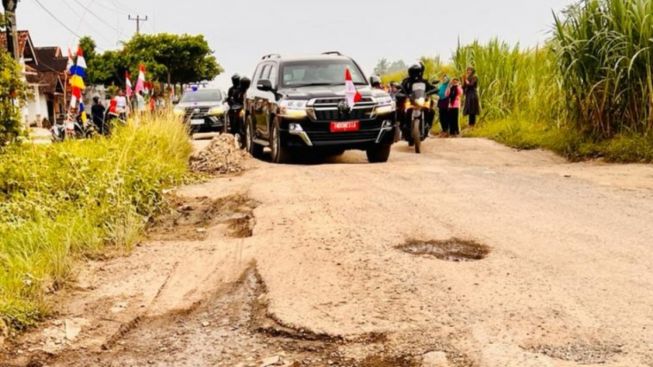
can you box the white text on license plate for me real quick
[330,121,360,133]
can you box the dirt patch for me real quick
[189,133,248,175]
[148,193,257,241]
[397,238,490,262]
[526,342,623,364]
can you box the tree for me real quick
[373,58,389,76]
[0,49,28,146]
[122,33,222,85]
[388,60,407,73]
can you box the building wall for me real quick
[25,85,49,127]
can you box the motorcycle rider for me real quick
[227,74,243,135]
[396,64,438,138]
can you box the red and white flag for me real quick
[134,64,146,94]
[125,71,133,97]
[344,68,362,106]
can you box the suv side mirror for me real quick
[257,79,273,92]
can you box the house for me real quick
[1,31,69,127]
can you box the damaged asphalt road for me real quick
[2,137,653,367]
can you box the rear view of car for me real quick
[173,88,226,133]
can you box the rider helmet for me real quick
[231,74,241,88]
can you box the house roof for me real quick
[34,47,68,73]
[0,30,37,65]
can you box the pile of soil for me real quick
[190,134,248,175]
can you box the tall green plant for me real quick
[553,0,653,137]
[452,39,566,124]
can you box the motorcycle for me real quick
[401,82,436,154]
[51,115,97,142]
[226,103,246,149]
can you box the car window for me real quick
[252,64,263,84]
[268,64,278,87]
[281,60,367,87]
[260,65,271,81]
[180,90,222,103]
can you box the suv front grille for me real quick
[184,106,210,119]
[310,97,376,122]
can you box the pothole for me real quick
[397,238,490,262]
[147,193,258,241]
[526,342,623,364]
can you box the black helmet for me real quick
[239,76,251,90]
[408,64,422,79]
[231,74,241,87]
[370,75,382,88]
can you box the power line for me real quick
[71,0,124,36]
[33,0,83,39]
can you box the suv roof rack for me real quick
[322,51,343,56]
[261,53,281,60]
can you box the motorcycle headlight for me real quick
[208,106,225,116]
[173,106,185,116]
[416,98,426,107]
[279,100,308,119]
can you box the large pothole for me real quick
[397,238,490,262]
[147,193,258,241]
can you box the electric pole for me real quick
[128,14,148,34]
[2,0,19,60]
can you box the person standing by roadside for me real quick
[115,90,129,120]
[463,67,480,127]
[437,74,450,136]
[91,96,106,134]
[446,78,463,136]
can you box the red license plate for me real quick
[330,120,360,133]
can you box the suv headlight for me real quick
[173,106,185,116]
[208,106,225,116]
[279,100,308,119]
[374,96,395,115]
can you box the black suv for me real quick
[244,52,397,163]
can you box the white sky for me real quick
[20,0,575,89]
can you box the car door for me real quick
[247,63,263,139]
[253,63,274,139]
[260,62,279,139]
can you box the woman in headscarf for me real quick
[437,74,450,136]
[463,67,480,127]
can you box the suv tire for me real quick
[245,115,263,158]
[366,144,391,163]
[270,119,292,164]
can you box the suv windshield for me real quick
[281,60,367,88]
[180,90,223,103]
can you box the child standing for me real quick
[446,78,463,136]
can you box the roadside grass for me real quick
[466,118,653,163]
[0,114,191,332]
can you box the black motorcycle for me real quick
[51,115,97,142]
[400,82,436,154]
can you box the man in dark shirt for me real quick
[91,97,106,134]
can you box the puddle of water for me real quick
[397,238,490,262]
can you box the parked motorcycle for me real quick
[51,116,97,142]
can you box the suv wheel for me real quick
[245,115,263,158]
[270,119,291,164]
[366,144,391,163]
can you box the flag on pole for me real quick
[134,64,146,94]
[69,47,87,91]
[79,101,88,123]
[125,71,133,97]
[344,67,362,107]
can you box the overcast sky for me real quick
[20,0,575,89]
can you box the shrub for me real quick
[0,49,29,146]
[0,114,191,330]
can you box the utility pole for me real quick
[128,14,148,35]
[2,0,19,60]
